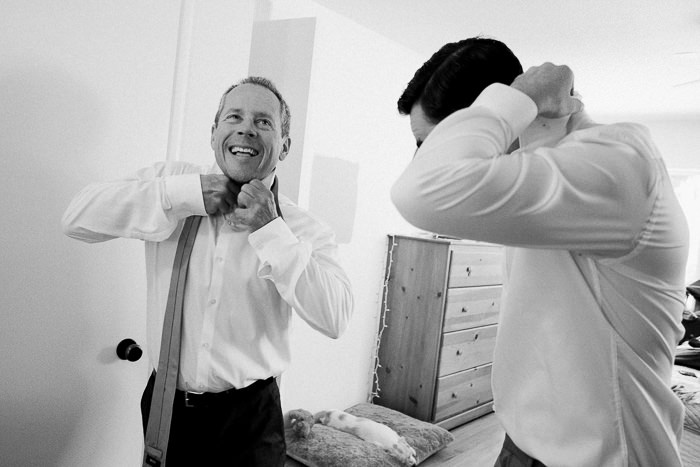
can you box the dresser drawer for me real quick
[443,286,502,332]
[434,364,493,421]
[447,245,503,288]
[438,324,498,376]
[376,236,503,427]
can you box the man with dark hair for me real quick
[63,76,353,466]
[392,37,688,466]
[397,37,523,125]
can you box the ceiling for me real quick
[313,0,700,119]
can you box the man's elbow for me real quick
[338,304,355,339]
[390,181,436,232]
[60,211,83,240]
[326,293,354,339]
[390,179,417,221]
[61,212,111,244]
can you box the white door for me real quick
[0,2,179,466]
[1,1,256,464]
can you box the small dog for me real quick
[288,409,315,439]
[315,409,417,466]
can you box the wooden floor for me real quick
[286,412,700,466]
[419,413,504,467]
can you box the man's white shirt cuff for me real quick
[164,173,208,216]
[249,216,299,252]
[471,83,538,135]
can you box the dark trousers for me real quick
[494,435,547,467]
[141,372,286,467]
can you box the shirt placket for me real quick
[194,221,226,391]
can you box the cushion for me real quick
[285,403,454,466]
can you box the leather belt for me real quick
[176,377,274,408]
[177,388,237,408]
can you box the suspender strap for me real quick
[143,216,202,467]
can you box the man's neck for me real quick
[519,115,571,150]
[209,164,277,189]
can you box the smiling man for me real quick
[62,76,353,466]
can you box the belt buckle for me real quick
[184,391,202,408]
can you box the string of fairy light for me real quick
[369,235,398,402]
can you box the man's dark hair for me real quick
[397,37,523,123]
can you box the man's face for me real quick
[409,102,437,149]
[211,83,290,183]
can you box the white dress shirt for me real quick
[63,162,353,392]
[392,84,688,466]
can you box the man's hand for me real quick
[227,179,279,232]
[200,174,241,215]
[511,62,584,118]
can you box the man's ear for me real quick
[278,137,291,162]
[210,124,216,150]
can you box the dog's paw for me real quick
[390,436,417,466]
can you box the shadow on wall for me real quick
[0,65,102,464]
[308,156,359,244]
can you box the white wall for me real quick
[641,116,700,282]
[636,117,700,172]
[257,0,423,414]
[174,0,254,166]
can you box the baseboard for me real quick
[436,401,494,430]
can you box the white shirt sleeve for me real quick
[391,83,655,256]
[249,216,353,339]
[61,162,207,243]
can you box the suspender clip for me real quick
[144,445,163,467]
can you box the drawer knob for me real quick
[456,349,463,356]
[451,392,458,399]
[465,267,472,276]
[461,307,468,314]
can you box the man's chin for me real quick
[216,160,269,184]
[219,168,253,184]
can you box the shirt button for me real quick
[209,298,217,305]
[202,343,210,349]
[216,257,223,263]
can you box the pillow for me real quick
[285,403,454,466]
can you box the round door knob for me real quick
[116,338,142,362]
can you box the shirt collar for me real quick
[519,115,571,150]
[208,162,276,189]
[519,110,597,151]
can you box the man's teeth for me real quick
[229,146,259,156]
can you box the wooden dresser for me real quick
[373,234,504,430]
